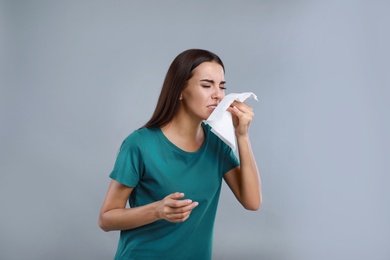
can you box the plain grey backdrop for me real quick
[1,1,389,259]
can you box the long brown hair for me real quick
[143,49,225,128]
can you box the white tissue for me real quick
[204,92,258,151]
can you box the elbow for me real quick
[243,197,262,211]
[98,215,111,232]
[245,206,260,211]
[244,203,261,211]
[98,220,108,232]
[98,222,110,232]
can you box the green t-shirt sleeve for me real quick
[221,144,240,174]
[109,131,144,187]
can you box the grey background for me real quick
[1,1,389,259]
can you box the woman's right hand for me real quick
[99,181,199,231]
[156,192,199,223]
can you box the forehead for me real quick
[191,62,225,80]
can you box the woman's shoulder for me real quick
[132,126,158,136]
[121,127,159,147]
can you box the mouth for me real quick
[207,103,219,110]
[207,105,217,111]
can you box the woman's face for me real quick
[180,61,226,121]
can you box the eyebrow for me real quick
[200,79,226,85]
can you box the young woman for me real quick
[98,49,262,260]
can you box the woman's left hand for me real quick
[227,101,254,136]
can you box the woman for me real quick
[98,49,262,259]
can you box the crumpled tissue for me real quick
[204,92,258,151]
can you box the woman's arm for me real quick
[224,101,262,211]
[98,180,199,231]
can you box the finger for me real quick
[164,201,198,218]
[228,104,254,121]
[171,201,199,212]
[230,101,253,114]
[169,202,198,220]
[169,212,191,222]
[227,105,243,118]
[166,192,185,200]
[227,105,241,117]
[165,198,194,208]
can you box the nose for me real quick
[211,87,224,102]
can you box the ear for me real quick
[179,94,183,100]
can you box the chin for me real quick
[196,110,212,121]
[203,113,212,120]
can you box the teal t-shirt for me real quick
[109,123,240,260]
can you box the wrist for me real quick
[152,200,162,220]
[236,133,250,140]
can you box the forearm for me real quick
[99,201,160,232]
[236,134,262,210]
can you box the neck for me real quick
[161,113,205,152]
[163,116,203,139]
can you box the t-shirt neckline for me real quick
[157,123,208,156]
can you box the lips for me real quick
[207,104,218,109]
